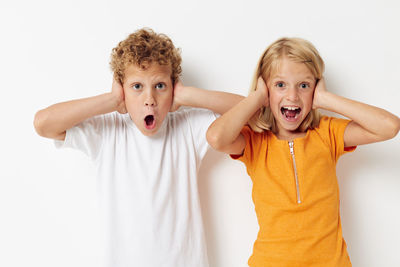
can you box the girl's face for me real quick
[267,56,316,138]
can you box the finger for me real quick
[174,79,182,89]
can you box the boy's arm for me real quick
[34,80,126,140]
[171,81,244,115]
[205,78,268,155]
[313,78,400,147]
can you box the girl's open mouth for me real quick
[144,115,156,129]
[281,106,301,121]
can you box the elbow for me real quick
[381,116,400,141]
[206,127,225,151]
[389,116,400,139]
[33,109,49,137]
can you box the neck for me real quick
[275,130,307,141]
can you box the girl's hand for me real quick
[111,79,127,114]
[256,76,269,107]
[312,77,328,109]
[170,80,184,112]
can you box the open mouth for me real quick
[144,115,156,129]
[281,106,301,120]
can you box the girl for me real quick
[206,38,400,267]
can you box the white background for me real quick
[1,0,399,266]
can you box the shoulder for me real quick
[168,108,217,127]
[315,115,351,133]
[311,115,355,155]
[79,112,130,134]
[173,107,217,120]
[240,125,269,154]
[241,125,267,141]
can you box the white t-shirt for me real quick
[55,108,217,267]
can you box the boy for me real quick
[34,28,243,267]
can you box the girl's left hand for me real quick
[312,77,327,109]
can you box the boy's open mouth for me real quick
[281,106,301,120]
[144,115,156,129]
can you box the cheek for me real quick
[304,91,314,104]
[162,91,173,104]
[124,94,141,113]
[268,92,281,107]
[155,94,173,114]
[300,91,314,111]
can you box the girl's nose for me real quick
[286,87,299,101]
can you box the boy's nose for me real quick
[144,92,156,106]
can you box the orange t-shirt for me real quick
[233,116,356,267]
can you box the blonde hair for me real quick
[248,37,325,133]
[110,28,182,84]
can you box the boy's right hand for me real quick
[256,76,269,107]
[112,79,127,114]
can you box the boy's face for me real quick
[267,56,316,136]
[122,63,173,136]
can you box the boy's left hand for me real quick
[170,80,185,112]
[312,77,328,109]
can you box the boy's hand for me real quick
[112,79,127,114]
[256,76,269,107]
[312,77,328,109]
[170,80,185,112]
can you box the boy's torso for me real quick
[60,109,216,267]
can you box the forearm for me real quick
[319,91,400,140]
[34,93,119,139]
[207,91,263,150]
[177,86,244,114]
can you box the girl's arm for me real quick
[313,78,400,147]
[34,80,125,140]
[206,78,268,155]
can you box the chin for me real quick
[139,127,159,136]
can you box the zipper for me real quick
[289,141,301,204]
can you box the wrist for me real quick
[315,90,335,110]
[106,92,121,111]
[174,86,194,107]
[252,89,267,108]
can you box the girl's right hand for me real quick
[111,79,127,114]
[256,76,269,107]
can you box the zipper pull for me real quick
[289,141,294,155]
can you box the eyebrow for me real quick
[272,75,315,81]
[125,76,170,86]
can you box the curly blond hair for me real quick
[248,37,325,133]
[110,28,182,84]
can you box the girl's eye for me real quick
[300,83,310,89]
[276,82,285,88]
[132,84,142,90]
[155,83,166,90]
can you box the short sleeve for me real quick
[54,114,107,161]
[230,126,262,176]
[319,116,356,162]
[184,108,218,161]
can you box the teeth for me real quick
[283,107,300,110]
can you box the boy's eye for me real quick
[300,83,310,89]
[155,83,166,90]
[132,84,142,90]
